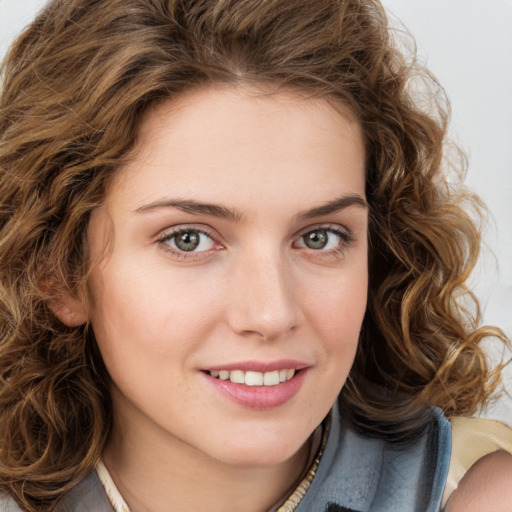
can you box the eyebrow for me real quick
[134,194,367,222]
[296,194,367,220]
[134,199,244,222]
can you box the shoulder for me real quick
[0,471,114,512]
[445,450,512,512]
[443,415,512,511]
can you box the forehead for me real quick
[108,85,366,211]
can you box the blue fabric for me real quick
[0,405,451,511]
[295,404,451,512]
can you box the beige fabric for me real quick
[442,416,512,508]
[96,460,131,512]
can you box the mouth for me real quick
[201,361,309,409]
[206,368,297,387]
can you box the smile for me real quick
[204,367,307,410]
[208,369,296,386]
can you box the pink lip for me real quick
[202,364,309,410]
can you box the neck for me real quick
[102,398,312,512]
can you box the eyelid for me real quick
[295,223,353,241]
[157,225,211,240]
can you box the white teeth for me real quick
[245,371,263,386]
[209,369,297,386]
[230,370,245,384]
[263,370,280,386]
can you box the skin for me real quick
[445,450,512,512]
[62,85,369,511]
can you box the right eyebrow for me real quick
[133,198,245,223]
[296,194,367,221]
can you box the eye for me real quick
[162,228,215,252]
[295,227,352,251]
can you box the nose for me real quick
[226,251,302,341]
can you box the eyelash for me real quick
[156,225,354,260]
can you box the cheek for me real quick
[87,258,224,358]
[309,262,368,342]
[304,264,368,399]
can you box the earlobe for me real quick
[41,271,89,327]
[49,293,89,327]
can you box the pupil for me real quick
[305,230,328,249]
[176,231,200,251]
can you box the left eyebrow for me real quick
[296,194,367,221]
[133,198,244,222]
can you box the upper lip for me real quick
[203,360,310,372]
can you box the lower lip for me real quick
[203,369,308,410]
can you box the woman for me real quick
[0,1,511,511]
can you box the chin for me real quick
[202,429,310,468]
[213,449,302,468]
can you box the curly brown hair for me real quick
[0,0,507,510]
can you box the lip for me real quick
[202,362,309,410]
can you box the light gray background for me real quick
[1,0,511,425]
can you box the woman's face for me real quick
[85,86,368,467]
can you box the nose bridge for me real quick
[227,246,301,340]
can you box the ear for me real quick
[50,293,89,327]
[41,272,89,327]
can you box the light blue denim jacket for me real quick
[0,404,451,512]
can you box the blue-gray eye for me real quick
[166,230,214,252]
[296,229,344,250]
[303,230,328,249]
